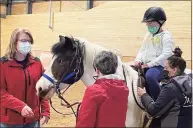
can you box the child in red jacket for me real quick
[76,51,129,127]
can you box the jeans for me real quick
[0,121,40,128]
[144,66,164,100]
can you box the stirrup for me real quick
[141,111,153,128]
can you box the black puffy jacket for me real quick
[141,74,192,128]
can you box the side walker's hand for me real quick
[133,61,142,68]
[137,87,146,96]
[21,105,34,117]
[141,64,149,69]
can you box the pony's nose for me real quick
[38,87,51,98]
[38,87,42,93]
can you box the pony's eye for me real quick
[58,59,64,64]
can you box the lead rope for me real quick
[76,102,82,123]
[50,99,74,116]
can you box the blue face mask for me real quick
[148,26,160,34]
[18,41,32,55]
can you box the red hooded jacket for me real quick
[76,77,129,127]
[0,56,50,125]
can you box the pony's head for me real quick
[36,35,85,99]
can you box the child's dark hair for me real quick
[167,47,186,75]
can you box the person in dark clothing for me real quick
[137,47,192,128]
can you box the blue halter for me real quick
[40,38,85,118]
[42,72,76,90]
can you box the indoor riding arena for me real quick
[0,0,191,127]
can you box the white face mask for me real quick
[17,41,32,55]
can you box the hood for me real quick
[172,74,192,98]
[95,74,129,100]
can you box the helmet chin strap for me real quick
[153,20,164,36]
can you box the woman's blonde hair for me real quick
[5,28,34,59]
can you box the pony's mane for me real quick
[51,36,76,55]
[51,40,66,55]
[51,36,123,66]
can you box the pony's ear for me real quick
[51,35,75,55]
[59,35,75,49]
[59,35,66,42]
[64,36,75,49]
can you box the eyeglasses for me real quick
[93,76,98,80]
[18,39,32,42]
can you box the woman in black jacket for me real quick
[138,47,192,128]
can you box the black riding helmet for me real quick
[142,7,167,25]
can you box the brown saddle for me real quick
[131,65,146,88]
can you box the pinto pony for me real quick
[36,35,145,127]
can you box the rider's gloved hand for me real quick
[133,61,142,68]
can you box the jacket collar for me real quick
[98,74,123,81]
[8,55,36,67]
